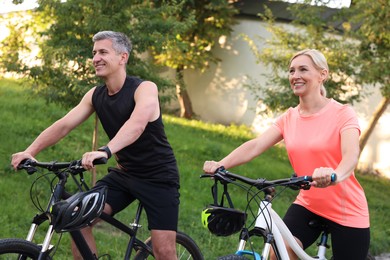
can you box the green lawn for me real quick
[0,78,389,259]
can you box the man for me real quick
[11,31,180,260]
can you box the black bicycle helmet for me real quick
[202,180,247,236]
[202,205,247,236]
[51,186,107,232]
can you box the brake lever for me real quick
[17,159,37,175]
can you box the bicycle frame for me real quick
[235,195,328,260]
[203,168,334,260]
[11,159,203,260]
[26,197,153,260]
[22,161,154,260]
[230,193,328,260]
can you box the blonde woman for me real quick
[203,49,370,259]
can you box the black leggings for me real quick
[283,204,370,260]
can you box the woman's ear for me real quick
[320,69,329,81]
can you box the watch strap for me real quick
[98,146,112,159]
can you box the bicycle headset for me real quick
[202,179,247,236]
[50,186,107,232]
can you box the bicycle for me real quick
[201,167,374,260]
[0,158,204,260]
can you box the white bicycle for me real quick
[201,168,374,260]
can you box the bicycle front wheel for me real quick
[134,231,204,260]
[0,238,51,259]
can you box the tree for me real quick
[0,0,193,183]
[2,0,238,120]
[344,0,390,152]
[245,0,389,158]
[143,0,239,119]
[1,0,191,108]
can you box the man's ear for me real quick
[120,52,129,65]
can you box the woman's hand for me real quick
[312,167,337,188]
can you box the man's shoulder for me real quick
[125,75,144,86]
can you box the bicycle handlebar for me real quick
[17,157,107,175]
[200,167,337,191]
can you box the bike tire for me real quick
[134,231,204,260]
[0,238,51,259]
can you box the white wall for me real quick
[186,18,272,126]
[183,17,390,177]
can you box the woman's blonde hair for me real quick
[290,49,329,97]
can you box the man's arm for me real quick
[11,88,96,169]
[109,81,159,153]
[81,81,160,168]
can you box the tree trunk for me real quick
[359,96,390,157]
[91,113,99,186]
[176,67,194,119]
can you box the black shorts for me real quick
[95,167,180,231]
[283,204,370,260]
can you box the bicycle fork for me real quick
[25,213,55,260]
[235,200,288,260]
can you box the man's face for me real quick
[92,39,123,78]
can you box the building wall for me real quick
[183,17,390,177]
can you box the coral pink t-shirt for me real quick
[273,99,369,228]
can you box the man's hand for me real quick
[11,152,35,170]
[203,160,222,175]
[82,151,108,170]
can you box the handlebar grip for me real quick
[304,173,337,183]
[93,157,107,165]
[302,173,337,183]
[75,157,107,168]
[331,173,337,182]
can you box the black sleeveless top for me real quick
[92,76,179,184]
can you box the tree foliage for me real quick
[1,0,238,116]
[148,0,238,71]
[245,0,389,156]
[143,0,239,118]
[1,0,194,108]
[345,0,390,97]
[246,2,366,112]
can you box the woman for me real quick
[203,49,370,259]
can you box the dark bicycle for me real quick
[0,158,204,260]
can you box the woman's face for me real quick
[289,55,325,97]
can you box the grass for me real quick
[0,77,389,259]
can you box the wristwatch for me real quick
[98,146,112,159]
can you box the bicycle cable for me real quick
[29,170,57,212]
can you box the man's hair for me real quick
[93,31,132,56]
